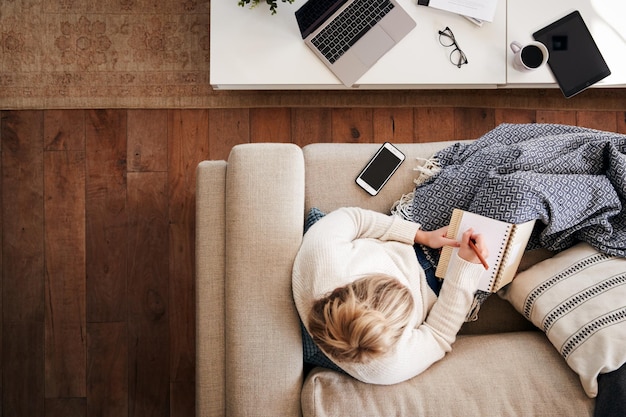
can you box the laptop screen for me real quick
[295,0,350,39]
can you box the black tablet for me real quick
[533,10,611,98]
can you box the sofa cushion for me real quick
[500,242,626,397]
[302,332,593,417]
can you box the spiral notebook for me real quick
[435,209,536,292]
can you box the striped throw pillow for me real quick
[500,242,626,397]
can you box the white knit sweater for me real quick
[292,207,484,385]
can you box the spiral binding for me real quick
[491,226,514,289]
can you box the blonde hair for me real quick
[308,275,414,364]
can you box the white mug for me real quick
[510,41,549,71]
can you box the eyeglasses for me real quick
[438,27,468,68]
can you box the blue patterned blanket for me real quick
[404,123,626,261]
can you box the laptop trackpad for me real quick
[351,26,394,66]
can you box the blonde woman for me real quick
[292,207,488,384]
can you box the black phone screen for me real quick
[360,147,403,191]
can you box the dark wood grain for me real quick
[2,111,45,417]
[45,398,86,417]
[250,107,291,143]
[168,109,208,225]
[373,108,414,143]
[2,111,45,322]
[167,110,208,412]
[332,108,374,143]
[126,114,171,415]
[577,110,618,131]
[44,149,87,398]
[453,107,496,140]
[208,108,250,160]
[44,110,85,151]
[536,110,577,125]
[127,172,169,417]
[85,110,128,323]
[495,108,536,125]
[618,112,626,134]
[128,110,168,173]
[291,107,332,147]
[87,322,128,417]
[43,110,87,404]
[4,322,45,417]
[2,106,626,417]
[0,114,2,417]
[414,107,455,142]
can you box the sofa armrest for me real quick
[196,160,227,417]
[196,143,306,417]
[224,143,305,416]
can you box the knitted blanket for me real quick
[398,123,626,263]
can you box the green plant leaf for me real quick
[238,0,295,15]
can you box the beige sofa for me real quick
[196,142,595,417]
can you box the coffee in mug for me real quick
[510,41,549,71]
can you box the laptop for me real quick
[295,0,416,87]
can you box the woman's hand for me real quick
[414,226,460,249]
[415,227,489,266]
[457,228,489,265]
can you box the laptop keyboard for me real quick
[311,0,394,64]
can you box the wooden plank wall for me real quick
[1,107,625,417]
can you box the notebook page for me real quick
[447,211,512,291]
[493,218,536,289]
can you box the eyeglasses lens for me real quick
[450,48,467,68]
[439,30,455,47]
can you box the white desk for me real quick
[210,0,626,90]
[211,0,507,89]
[506,0,626,88]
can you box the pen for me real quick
[469,238,489,270]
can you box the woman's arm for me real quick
[414,226,459,249]
[306,207,422,246]
[419,228,488,358]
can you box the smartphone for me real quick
[355,142,405,196]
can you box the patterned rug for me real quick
[0,0,212,109]
[2,2,625,109]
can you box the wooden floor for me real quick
[1,106,625,417]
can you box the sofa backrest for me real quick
[302,142,452,214]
